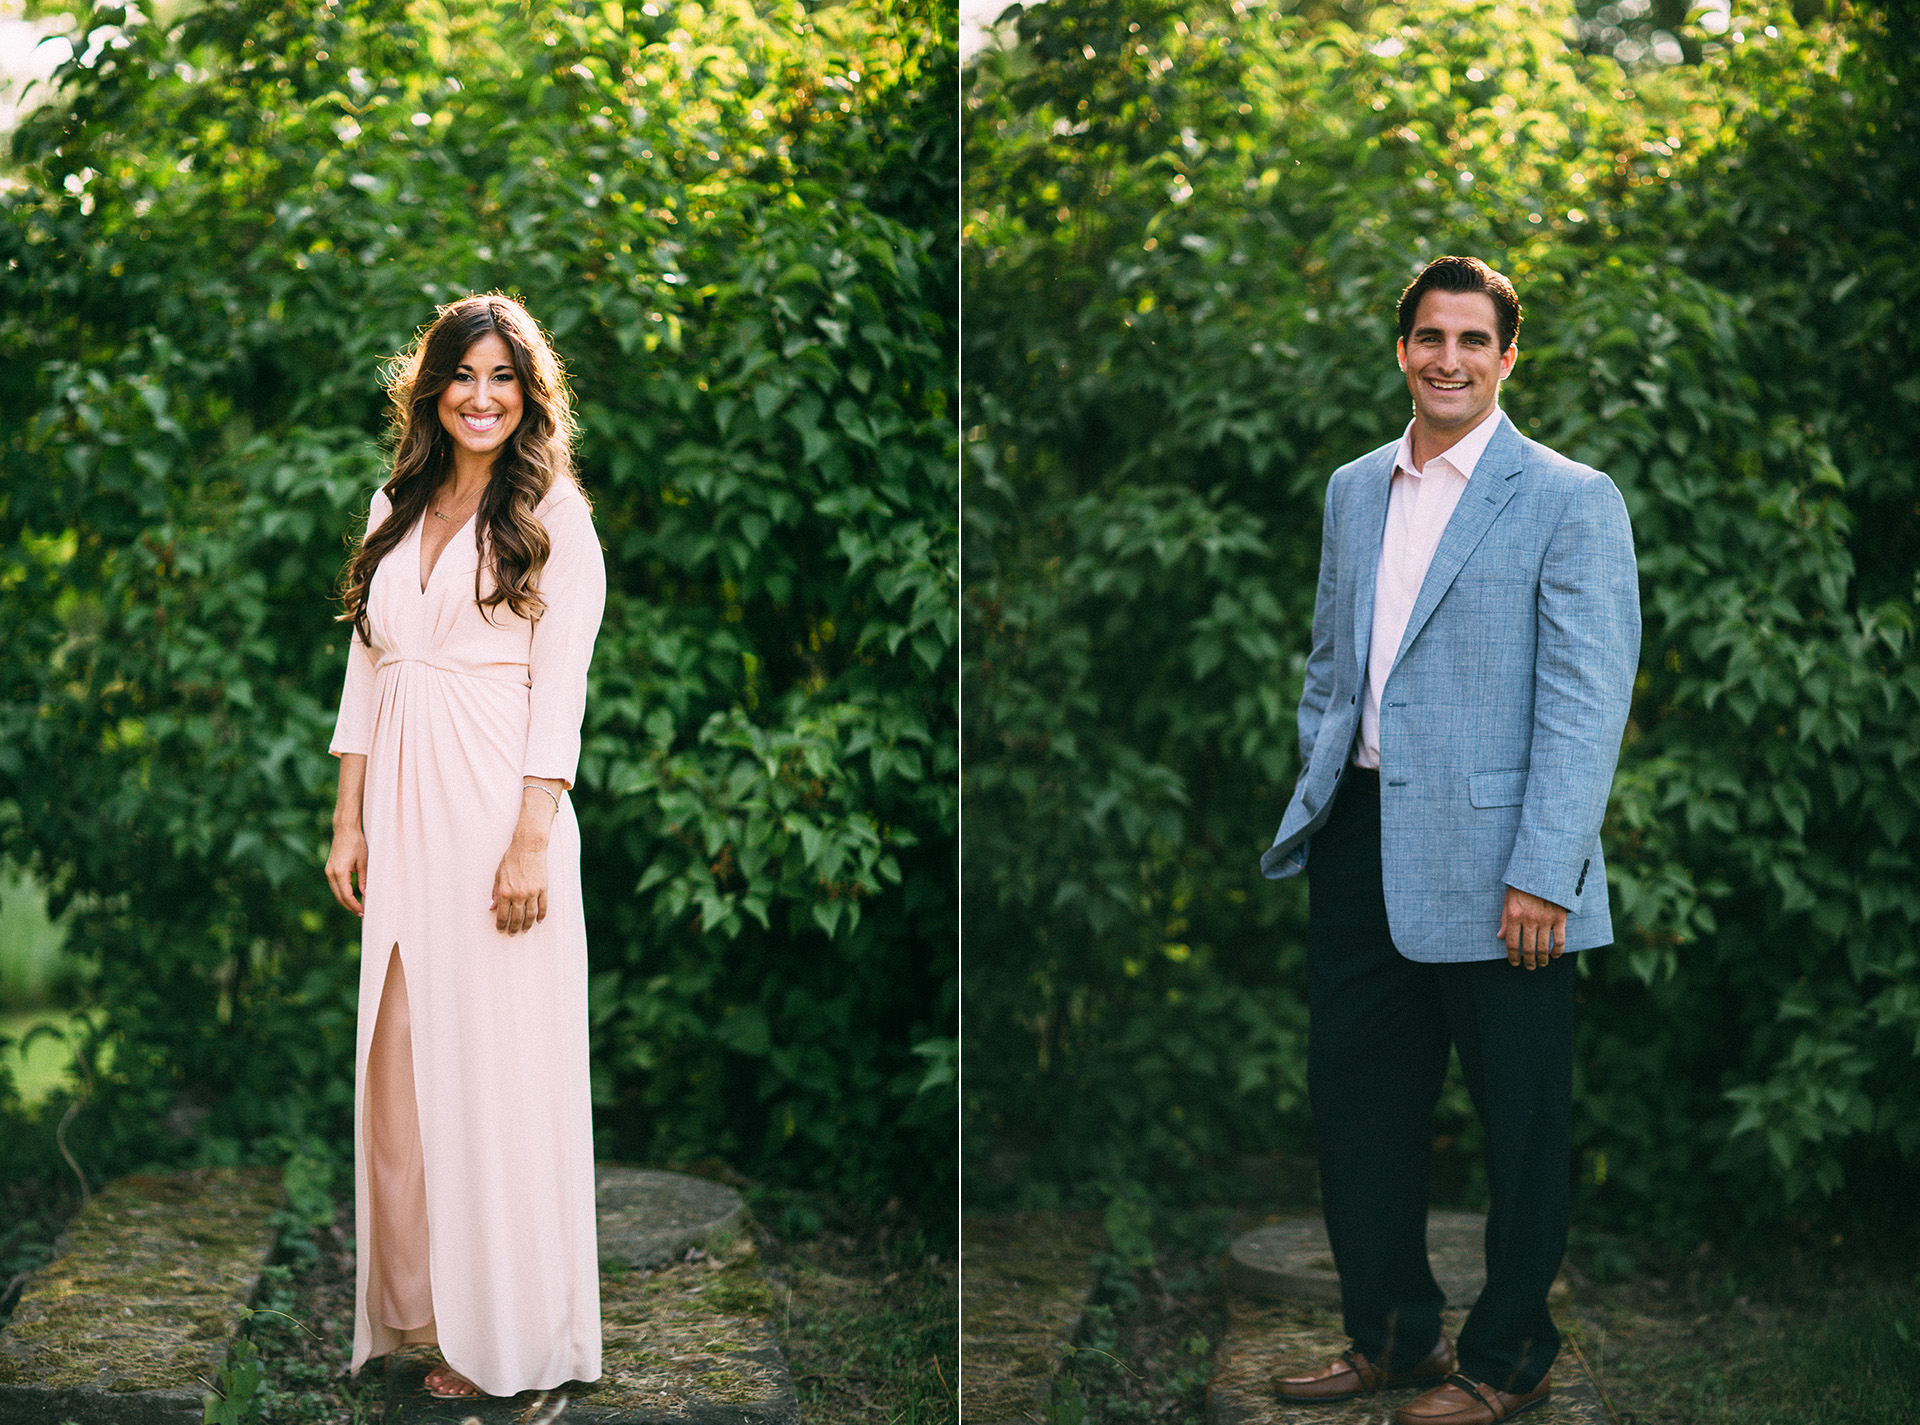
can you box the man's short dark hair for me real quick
[1397,256,1522,353]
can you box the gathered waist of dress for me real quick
[374,654,530,687]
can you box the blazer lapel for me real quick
[1349,445,1398,680]
[1390,415,1523,673]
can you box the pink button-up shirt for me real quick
[1353,405,1505,770]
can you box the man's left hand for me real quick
[1497,886,1567,969]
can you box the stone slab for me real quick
[0,1167,284,1425]
[596,1166,748,1271]
[1224,1211,1492,1310]
[383,1173,795,1424]
[960,1211,1107,1423]
[1207,1294,1611,1425]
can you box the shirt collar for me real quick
[1392,404,1505,482]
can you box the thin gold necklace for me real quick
[432,484,485,523]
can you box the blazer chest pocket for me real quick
[1468,768,1530,808]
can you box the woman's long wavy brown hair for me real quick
[338,294,581,643]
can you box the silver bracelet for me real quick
[524,783,562,817]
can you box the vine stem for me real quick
[54,1034,94,1204]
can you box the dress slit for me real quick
[365,944,434,1334]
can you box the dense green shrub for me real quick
[0,0,956,1214]
[963,0,1919,1240]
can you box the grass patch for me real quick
[1565,1235,1920,1425]
[0,860,74,1008]
[0,1010,98,1109]
[757,1194,957,1425]
[243,1194,383,1424]
[1046,1211,1230,1425]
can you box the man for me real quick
[1259,256,1640,1425]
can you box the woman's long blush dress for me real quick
[330,480,607,1395]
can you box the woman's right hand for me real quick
[326,826,369,917]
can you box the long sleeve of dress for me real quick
[521,491,607,788]
[330,488,393,758]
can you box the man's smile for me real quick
[1396,288,1516,450]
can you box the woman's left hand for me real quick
[491,835,549,935]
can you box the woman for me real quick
[324,294,606,1400]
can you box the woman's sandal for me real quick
[424,1362,487,1399]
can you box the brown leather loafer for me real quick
[1393,1372,1550,1424]
[1273,1332,1454,1402]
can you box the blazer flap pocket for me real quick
[1469,768,1530,808]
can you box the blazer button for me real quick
[1350,695,1356,704]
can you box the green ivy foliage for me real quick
[0,0,957,1214]
[963,0,1919,1239]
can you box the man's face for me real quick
[1396,289,1516,434]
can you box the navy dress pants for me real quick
[1304,766,1576,1394]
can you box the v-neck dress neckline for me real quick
[417,510,477,594]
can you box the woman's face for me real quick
[436,332,524,463]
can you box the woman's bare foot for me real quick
[424,1363,486,1399]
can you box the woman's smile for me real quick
[437,331,523,456]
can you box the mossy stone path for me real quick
[1208,1213,1608,1425]
[960,1211,1106,1423]
[384,1231,796,1424]
[1,1164,795,1425]
[0,1166,283,1425]
[386,1166,792,1423]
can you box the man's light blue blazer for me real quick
[1261,413,1641,963]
